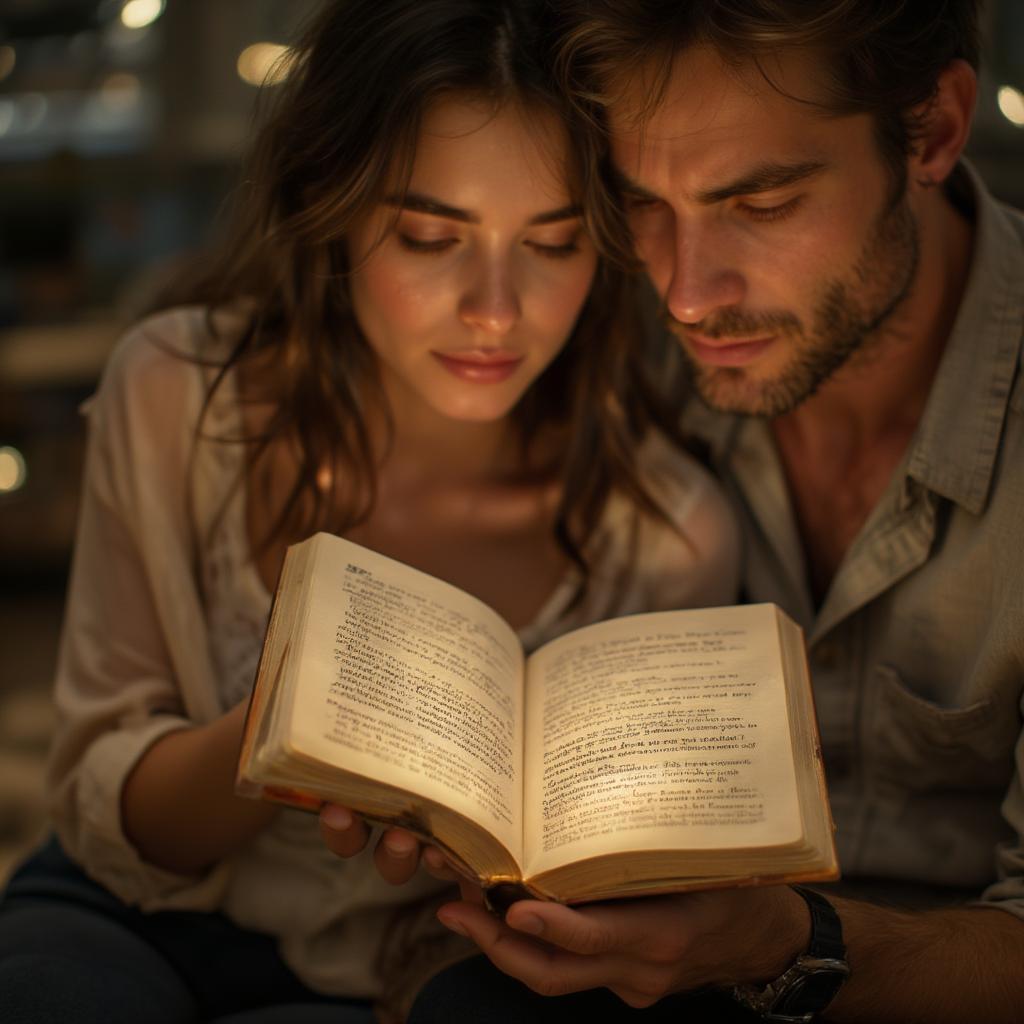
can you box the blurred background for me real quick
[0,0,1023,882]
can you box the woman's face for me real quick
[347,96,598,424]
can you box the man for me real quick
[401,1,1024,1021]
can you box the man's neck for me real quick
[769,185,975,603]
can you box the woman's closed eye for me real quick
[397,233,459,254]
[396,230,583,259]
[525,233,581,259]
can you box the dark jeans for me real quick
[0,837,374,1024]
[407,943,763,1023]
[2,839,762,1023]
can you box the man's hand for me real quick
[434,884,810,1008]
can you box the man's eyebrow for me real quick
[610,168,661,201]
[383,193,582,226]
[696,161,827,204]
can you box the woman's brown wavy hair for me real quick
[163,0,684,581]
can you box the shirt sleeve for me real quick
[46,312,231,910]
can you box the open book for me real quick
[237,532,838,904]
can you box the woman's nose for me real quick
[458,262,521,337]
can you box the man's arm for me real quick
[435,883,1024,1021]
[825,897,1021,1022]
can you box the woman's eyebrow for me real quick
[385,192,478,223]
[383,192,581,226]
[528,204,583,226]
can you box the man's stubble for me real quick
[669,189,921,418]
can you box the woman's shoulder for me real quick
[80,308,240,485]
[629,428,740,607]
[94,305,246,421]
[98,306,214,400]
[633,428,728,526]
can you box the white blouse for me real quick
[47,307,740,1013]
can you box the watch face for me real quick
[774,968,847,1015]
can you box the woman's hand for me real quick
[318,803,449,885]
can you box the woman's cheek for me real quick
[362,260,449,333]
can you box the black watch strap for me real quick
[732,886,850,1022]
[793,886,845,960]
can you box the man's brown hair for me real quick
[557,0,983,182]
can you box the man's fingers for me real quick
[505,899,620,956]
[506,894,695,963]
[373,827,422,884]
[437,900,624,998]
[318,803,371,858]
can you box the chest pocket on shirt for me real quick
[870,664,1017,797]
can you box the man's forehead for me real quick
[606,44,834,147]
[605,44,848,186]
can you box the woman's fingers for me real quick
[318,807,450,887]
[421,845,464,882]
[373,827,423,884]
[318,803,371,857]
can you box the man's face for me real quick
[608,46,919,417]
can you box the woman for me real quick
[0,1,737,1022]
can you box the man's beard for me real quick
[668,190,920,418]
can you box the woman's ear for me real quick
[909,58,978,189]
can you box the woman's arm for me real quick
[48,315,271,901]
[121,700,276,874]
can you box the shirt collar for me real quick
[684,162,1024,516]
[903,161,1024,514]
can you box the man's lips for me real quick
[681,332,776,367]
[431,350,525,383]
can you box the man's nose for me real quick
[664,226,746,326]
[458,260,521,337]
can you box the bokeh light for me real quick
[997,85,1024,128]
[236,43,294,88]
[120,0,166,31]
[0,447,28,494]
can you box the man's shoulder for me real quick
[989,198,1024,418]
[994,196,1024,276]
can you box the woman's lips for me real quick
[432,350,525,383]
[683,333,776,367]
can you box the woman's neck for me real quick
[368,375,532,490]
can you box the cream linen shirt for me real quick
[684,163,1024,915]
[46,306,740,1009]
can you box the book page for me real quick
[522,605,801,877]
[287,535,524,859]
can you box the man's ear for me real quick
[909,58,977,189]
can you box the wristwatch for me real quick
[731,886,850,1022]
